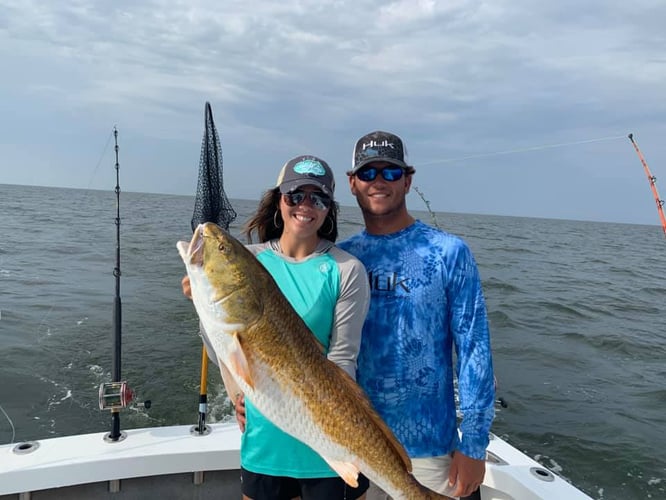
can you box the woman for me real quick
[183,155,370,500]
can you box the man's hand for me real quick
[181,275,192,299]
[235,393,246,432]
[448,451,485,497]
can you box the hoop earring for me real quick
[273,210,283,228]
[322,215,334,236]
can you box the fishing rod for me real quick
[98,127,150,443]
[109,126,123,441]
[628,133,666,238]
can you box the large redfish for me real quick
[177,222,452,500]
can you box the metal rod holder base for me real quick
[189,424,212,436]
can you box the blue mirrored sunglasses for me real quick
[355,166,405,182]
[283,190,332,210]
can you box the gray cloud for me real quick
[1,0,665,225]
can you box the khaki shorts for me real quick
[364,455,458,499]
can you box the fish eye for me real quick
[218,242,228,253]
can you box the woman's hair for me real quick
[243,187,339,243]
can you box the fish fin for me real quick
[176,241,189,262]
[322,458,360,488]
[229,333,255,390]
[218,360,243,402]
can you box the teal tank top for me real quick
[240,248,340,478]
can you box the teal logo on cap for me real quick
[293,159,326,176]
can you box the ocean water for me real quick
[0,183,664,500]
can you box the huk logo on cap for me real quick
[361,140,395,151]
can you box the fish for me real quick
[177,222,453,500]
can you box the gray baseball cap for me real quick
[349,130,415,175]
[276,155,335,197]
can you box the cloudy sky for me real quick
[1,0,665,225]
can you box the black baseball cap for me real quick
[349,131,415,175]
[276,155,335,197]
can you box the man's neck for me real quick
[363,211,415,236]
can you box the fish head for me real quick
[177,222,264,329]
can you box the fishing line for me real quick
[0,404,16,444]
[78,127,118,260]
[412,134,625,229]
[87,128,115,189]
[418,135,626,166]
[36,305,55,341]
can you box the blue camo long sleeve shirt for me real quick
[339,221,495,460]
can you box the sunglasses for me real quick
[283,190,332,210]
[355,166,406,182]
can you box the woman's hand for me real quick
[181,275,192,299]
[235,393,246,432]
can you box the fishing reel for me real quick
[98,381,151,411]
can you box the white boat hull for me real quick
[0,423,591,499]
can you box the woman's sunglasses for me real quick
[355,166,406,182]
[283,190,332,210]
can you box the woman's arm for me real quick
[326,247,370,380]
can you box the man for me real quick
[338,131,495,499]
